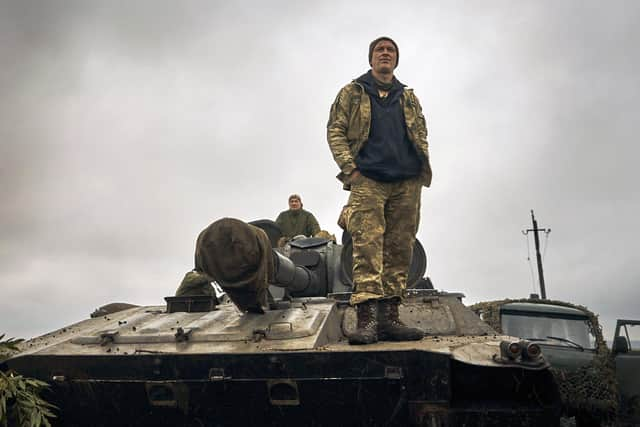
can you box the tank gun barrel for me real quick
[272,250,317,293]
[194,217,319,312]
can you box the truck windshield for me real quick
[501,313,596,349]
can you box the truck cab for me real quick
[498,302,598,371]
[471,299,616,426]
[612,319,640,425]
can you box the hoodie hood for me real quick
[356,70,405,100]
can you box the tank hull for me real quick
[8,350,559,426]
[2,237,562,427]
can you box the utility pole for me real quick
[522,210,551,299]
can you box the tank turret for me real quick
[176,217,427,313]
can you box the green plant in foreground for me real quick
[1,335,57,427]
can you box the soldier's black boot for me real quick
[378,297,423,341]
[348,299,378,345]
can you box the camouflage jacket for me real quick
[327,80,432,190]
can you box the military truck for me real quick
[611,319,640,426]
[2,218,563,426]
[471,299,640,426]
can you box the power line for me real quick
[525,232,537,294]
[542,229,551,261]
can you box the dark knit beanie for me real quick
[368,36,399,68]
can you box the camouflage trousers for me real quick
[343,175,422,305]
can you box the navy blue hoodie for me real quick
[354,71,422,182]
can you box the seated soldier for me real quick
[275,194,321,243]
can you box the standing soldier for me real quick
[327,37,432,345]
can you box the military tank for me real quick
[2,218,561,426]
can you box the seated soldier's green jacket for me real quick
[275,209,320,238]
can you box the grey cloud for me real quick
[1,0,639,339]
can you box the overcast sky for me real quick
[1,0,639,340]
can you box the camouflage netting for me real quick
[470,299,619,423]
[175,271,216,297]
[619,395,640,426]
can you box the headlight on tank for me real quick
[500,340,523,360]
[524,342,542,361]
[496,339,546,367]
